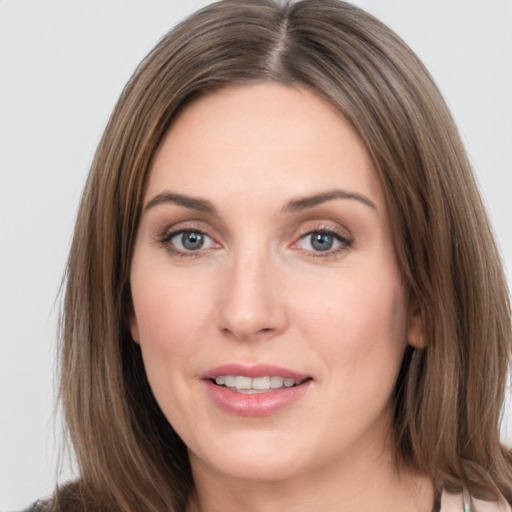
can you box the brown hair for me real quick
[55,0,512,510]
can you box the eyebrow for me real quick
[284,189,377,212]
[144,188,377,216]
[144,192,217,214]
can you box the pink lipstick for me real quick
[202,364,312,417]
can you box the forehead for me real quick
[147,83,383,210]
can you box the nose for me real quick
[216,249,288,342]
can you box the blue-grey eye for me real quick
[170,231,214,251]
[310,233,335,251]
[296,231,349,253]
[182,232,204,250]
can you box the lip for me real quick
[201,364,312,417]
[201,364,308,380]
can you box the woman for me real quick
[30,0,511,511]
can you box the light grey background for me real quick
[1,1,511,510]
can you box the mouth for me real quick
[202,364,312,415]
[211,375,309,394]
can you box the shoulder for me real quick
[441,490,512,512]
[18,486,111,512]
[19,501,49,512]
[19,482,93,512]
[18,498,74,512]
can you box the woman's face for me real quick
[130,83,423,484]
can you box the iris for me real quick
[310,233,334,251]
[181,231,204,251]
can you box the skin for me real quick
[130,83,430,512]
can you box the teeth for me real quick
[284,378,295,387]
[252,376,270,390]
[270,376,284,389]
[224,375,236,387]
[235,376,252,390]
[214,375,304,392]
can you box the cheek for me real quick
[291,271,408,452]
[130,270,213,376]
[295,267,408,381]
[130,273,213,435]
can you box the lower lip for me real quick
[204,379,311,417]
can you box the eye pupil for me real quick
[311,233,334,251]
[182,232,204,250]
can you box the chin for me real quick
[188,429,311,482]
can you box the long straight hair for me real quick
[56,1,512,510]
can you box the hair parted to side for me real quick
[56,0,512,510]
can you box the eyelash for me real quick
[158,227,218,258]
[293,225,353,258]
[157,224,353,259]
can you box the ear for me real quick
[407,295,426,349]
[128,305,141,344]
[125,287,140,343]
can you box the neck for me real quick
[187,449,434,512]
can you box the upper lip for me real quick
[201,364,309,381]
